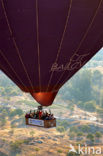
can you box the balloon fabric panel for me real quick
[0,0,103,106]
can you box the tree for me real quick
[96,108,103,117]
[95,132,102,142]
[57,149,62,153]
[81,125,90,133]
[92,70,103,106]
[95,132,102,138]
[77,132,83,137]
[57,120,70,130]
[35,148,40,156]
[70,126,79,133]
[67,152,80,156]
[56,126,65,133]
[0,118,7,127]
[30,131,35,137]
[10,140,23,152]
[69,70,92,102]
[92,70,102,87]
[99,90,103,108]
[84,101,96,112]
[87,133,94,143]
[0,87,5,96]
[69,132,76,140]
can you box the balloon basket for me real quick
[25,117,56,128]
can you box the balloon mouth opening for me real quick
[30,91,58,106]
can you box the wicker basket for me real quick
[25,118,56,128]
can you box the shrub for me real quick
[77,131,83,136]
[10,140,24,152]
[57,149,62,153]
[70,126,79,133]
[84,101,96,112]
[56,126,65,133]
[57,120,70,129]
[30,131,35,137]
[35,148,40,152]
[0,118,7,126]
[67,152,80,156]
[80,125,90,133]
[87,133,94,143]
[95,132,102,138]
[69,132,76,140]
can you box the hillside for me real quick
[0,105,103,156]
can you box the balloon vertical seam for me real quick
[1,0,34,92]
[36,0,41,92]
[46,0,73,92]
[52,0,103,92]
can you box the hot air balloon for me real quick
[25,106,56,128]
[0,0,103,106]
